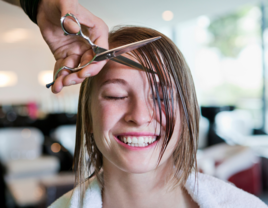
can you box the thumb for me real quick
[58,0,80,34]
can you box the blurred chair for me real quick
[214,109,254,145]
[198,143,262,195]
[215,109,268,158]
[0,127,60,207]
[198,116,209,149]
[51,125,76,156]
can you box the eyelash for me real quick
[106,96,127,100]
[105,96,165,101]
[153,98,163,102]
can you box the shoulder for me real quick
[184,172,267,208]
[48,176,102,208]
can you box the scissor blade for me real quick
[113,36,161,57]
[94,46,156,74]
[94,36,161,62]
[112,56,156,74]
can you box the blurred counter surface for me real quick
[0,103,78,207]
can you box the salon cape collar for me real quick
[53,172,267,208]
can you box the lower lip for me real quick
[114,136,158,151]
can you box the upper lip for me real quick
[116,132,159,137]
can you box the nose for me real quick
[124,96,153,126]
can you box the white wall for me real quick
[0,2,80,105]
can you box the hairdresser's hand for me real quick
[37,0,109,93]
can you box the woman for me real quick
[49,27,267,208]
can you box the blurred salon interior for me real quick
[1,0,268,207]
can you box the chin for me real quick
[115,156,160,174]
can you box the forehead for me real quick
[92,58,159,89]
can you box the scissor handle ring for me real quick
[60,13,96,49]
[60,13,82,36]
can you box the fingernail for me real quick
[85,73,91,77]
[70,81,76,85]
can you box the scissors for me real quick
[46,13,160,88]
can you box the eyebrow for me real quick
[100,78,128,88]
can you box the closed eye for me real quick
[155,97,164,102]
[106,96,128,100]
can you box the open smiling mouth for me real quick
[117,136,160,147]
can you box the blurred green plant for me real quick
[207,6,261,58]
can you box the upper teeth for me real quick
[119,136,156,147]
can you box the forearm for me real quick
[2,0,21,7]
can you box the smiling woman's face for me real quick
[90,59,181,174]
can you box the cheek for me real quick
[91,99,127,141]
[91,102,116,134]
[90,101,120,156]
[171,112,181,142]
[163,105,181,151]
[150,101,166,128]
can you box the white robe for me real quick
[49,172,267,208]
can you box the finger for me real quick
[76,49,94,78]
[60,5,109,51]
[51,59,68,93]
[88,18,109,49]
[54,54,81,77]
[51,54,81,93]
[62,72,85,86]
[62,17,80,34]
[75,49,107,78]
[52,73,65,93]
[53,59,70,78]
[80,49,94,66]
[59,1,101,39]
[78,61,107,78]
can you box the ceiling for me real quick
[79,0,259,28]
[0,0,260,29]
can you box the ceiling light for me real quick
[0,71,18,87]
[2,28,30,43]
[38,70,53,86]
[162,11,174,21]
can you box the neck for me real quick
[101,158,188,208]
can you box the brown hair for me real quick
[73,26,200,204]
